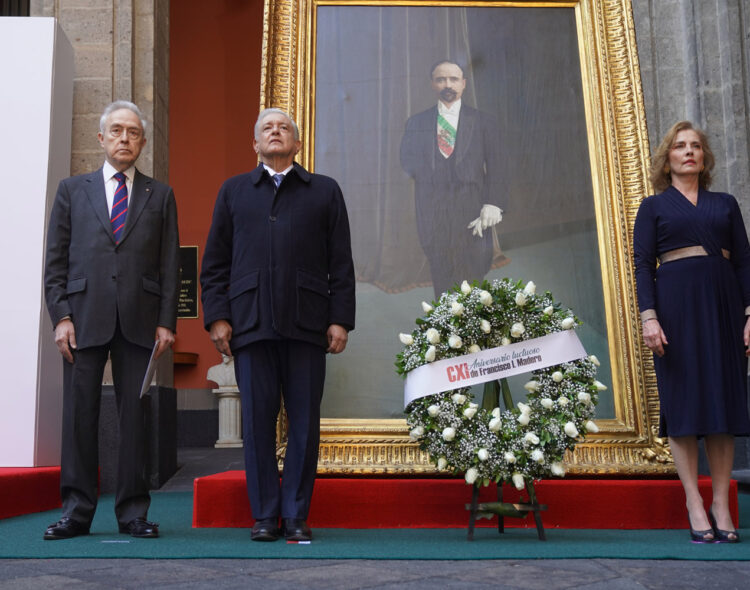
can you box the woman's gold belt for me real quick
[658,246,731,264]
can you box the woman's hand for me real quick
[643,318,668,357]
[744,316,750,356]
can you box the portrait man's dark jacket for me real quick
[400,103,503,295]
[200,162,356,351]
[45,168,180,348]
[400,104,502,247]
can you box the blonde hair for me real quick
[649,120,714,193]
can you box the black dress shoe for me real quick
[119,517,159,538]
[709,509,740,543]
[251,518,280,542]
[44,517,90,540]
[282,518,312,542]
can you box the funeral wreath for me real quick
[397,278,604,489]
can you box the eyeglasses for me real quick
[107,126,143,140]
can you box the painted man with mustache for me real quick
[400,60,504,298]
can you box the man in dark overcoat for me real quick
[44,100,180,540]
[201,108,356,542]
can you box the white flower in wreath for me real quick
[425,346,436,362]
[512,473,525,490]
[558,396,570,407]
[504,451,517,464]
[437,457,448,470]
[465,467,479,484]
[448,334,463,349]
[577,391,592,404]
[585,420,600,433]
[461,280,472,295]
[425,328,441,344]
[477,448,489,461]
[552,371,564,383]
[399,333,413,345]
[514,291,528,307]
[531,449,545,463]
[451,301,465,316]
[523,281,537,295]
[442,427,456,441]
[551,462,565,476]
[501,337,511,346]
[540,398,554,409]
[489,417,502,432]
[517,402,531,415]
[543,305,554,316]
[517,413,530,426]
[491,407,501,418]
[594,380,608,391]
[524,380,540,392]
[409,425,424,441]
[510,322,525,338]
[421,301,433,313]
[451,393,467,404]
[564,422,579,438]
[468,344,481,354]
[524,432,540,445]
[463,407,477,419]
[479,290,493,306]
[589,354,601,366]
[561,317,576,329]
[480,319,492,334]
[427,404,440,417]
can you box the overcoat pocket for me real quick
[229,269,260,334]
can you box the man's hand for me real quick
[55,318,77,364]
[642,318,668,357]
[744,316,750,356]
[467,204,503,237]
[327,324,349,354]
[210,320,233,357]
[154,326,176,360]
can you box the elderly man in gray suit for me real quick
[43,101,180,540]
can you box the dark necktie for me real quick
[111,172,128,243]
[272,173,284,191]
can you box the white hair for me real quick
[254,108,299,140]
[99,100,147,133]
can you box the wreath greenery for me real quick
[397,278,605,489]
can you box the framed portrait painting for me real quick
[261,0,669,475]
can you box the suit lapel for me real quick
[118,169,153,245]
[84,168,117,244]
[455,105,475,164]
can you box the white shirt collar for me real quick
[438,99,462,116]
[263,163,294,177]
[103,161,136,182]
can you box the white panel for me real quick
[0,18,73,466]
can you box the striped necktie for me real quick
[111,172,128,243]
[272,173,284,191]
[437,113,457,158]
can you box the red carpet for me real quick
[193,472,739,529]
[0,467,61,519]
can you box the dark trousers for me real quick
[234,339,326,521]
[60,321,152,527]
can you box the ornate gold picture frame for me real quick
[261,0,669,475]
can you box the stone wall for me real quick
[632,0,750,209]
[30,0,169,182]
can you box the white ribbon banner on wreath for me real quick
[404,330,587,408]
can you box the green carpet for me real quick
[1,492,748,560]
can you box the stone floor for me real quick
[1,448,748,589]
[1,557,749,589]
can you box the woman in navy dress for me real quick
[634,121,750,543]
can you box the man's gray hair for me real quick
[254,108,299,140]
[99,100,147,134]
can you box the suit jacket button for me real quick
[269,215,277,222]
[111,275,116,281]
